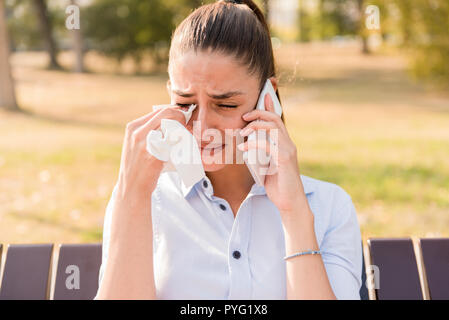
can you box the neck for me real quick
[206,164,254,201]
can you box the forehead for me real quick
[168,49,258,93]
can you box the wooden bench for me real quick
[0,243,101,300]
[0,238,448,300]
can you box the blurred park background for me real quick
[0,0,448,244]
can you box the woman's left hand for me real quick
[238,94,310,218]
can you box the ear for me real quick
[269,77,278,92]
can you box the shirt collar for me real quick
[181,174,315,198]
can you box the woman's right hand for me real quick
[98,106,187,299]
[116,105,188,199]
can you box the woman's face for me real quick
[167,49,273,172]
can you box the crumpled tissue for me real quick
[146,104,205,189]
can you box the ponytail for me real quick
[222,0,270,33]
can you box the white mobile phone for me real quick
[244,79,283,186]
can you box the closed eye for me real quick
[177,103,237,109]
[176,103,191,109]
[218,104,237,108]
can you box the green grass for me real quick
[303,162,449,207]
[1,43,448,243]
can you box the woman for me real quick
[95,0,362,300]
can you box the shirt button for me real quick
[219,204,226,211]
[203,180,208,188]
[232,250,241,259]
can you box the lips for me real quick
[200,143,225,151]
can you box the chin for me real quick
[200,147,230,172]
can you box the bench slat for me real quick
[0,244,53,300]
[1,239,442,300]
[359,243,369,300]
[368,238,423,300]
[53,243,102,300]
[420,238,449,300]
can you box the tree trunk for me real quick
[33,0,61,69]
[0,0,18,110]
[298,0,309,42]
[318,0,324,40]
[357,0,370,54]
[70,0,84,72]
[72,27,84,72]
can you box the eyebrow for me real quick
[173,89,244,99]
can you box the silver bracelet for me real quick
[283,250,321,261]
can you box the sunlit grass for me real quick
[1,42,448,243]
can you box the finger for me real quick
[237,137,278,155]
[127,108,163,131]
[242,109,283,130]
[152,104,184,115]
[239,120,277,137]
[238,138,280,173]
[133,107,186,139]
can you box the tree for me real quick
[6,0,42,52]
[69,0,85,72]
[397,0,449,85]
[357,0,370,54]
[0,0,18,110]
[33,0,61,69]
[166,0,206,24]
[262,0,270,24]
[378,0,449,85]
[297,0,360,42]
[297,0,313,42]
[82,0,176,72]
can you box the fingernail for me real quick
[242,112,250,119]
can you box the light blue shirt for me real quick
[97,172,363,300]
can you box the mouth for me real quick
[200,143,225,152]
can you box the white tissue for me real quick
[146,104,205,189]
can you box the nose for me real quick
[186,103,212,136]
[194,104,208,125]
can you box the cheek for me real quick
[186,111,247,134]
[217,110,251,130]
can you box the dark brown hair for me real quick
[168,0,283,120]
